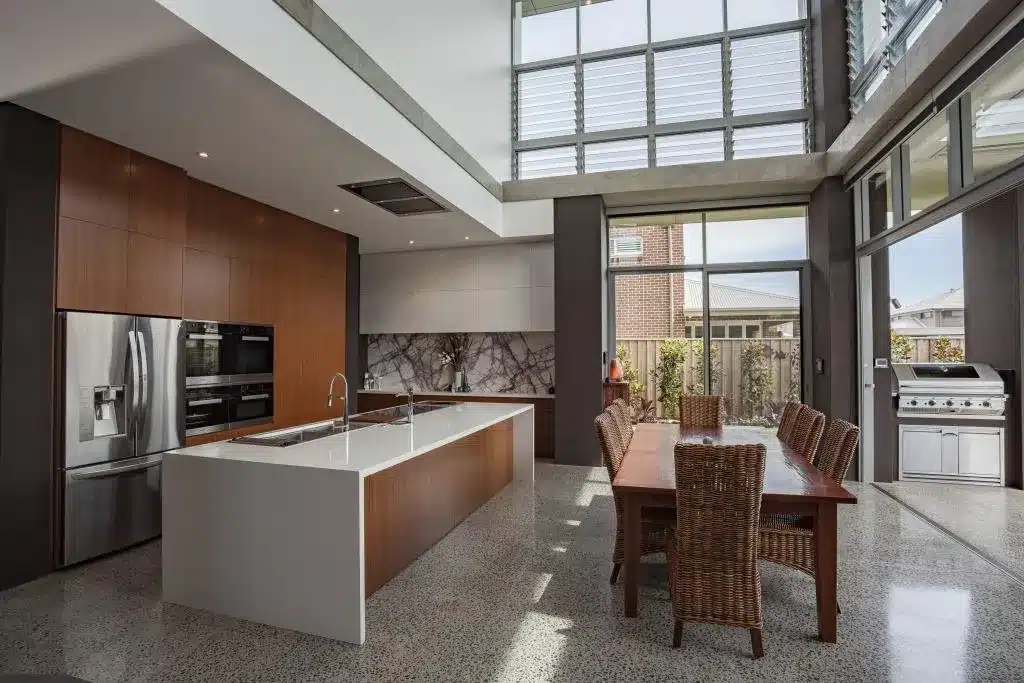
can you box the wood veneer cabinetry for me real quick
[54,125,350,440]
[363,420,513,596]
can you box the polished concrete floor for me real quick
[876,481,1024,581]
[2,463,1024,682]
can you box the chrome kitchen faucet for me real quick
[327,372,349,428]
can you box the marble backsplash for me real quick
[364,333,555,395]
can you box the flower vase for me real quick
[453,371,463,393]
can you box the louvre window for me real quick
[583,56,647,133]
[517,147,577,180]
[656,131,725,166]
[584,138,648,174]
[517,67,576,140]
[511,0,811,178]
[732,123,805,159]
[731,31,804,116]
[655,45,724,124]
[610,235,643,259]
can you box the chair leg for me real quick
[610,563,621,585]
[750,629,764,659]
[672,621,683,648]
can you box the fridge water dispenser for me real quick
[79,385,126,440]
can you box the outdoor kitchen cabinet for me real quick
[899,424,1004,485]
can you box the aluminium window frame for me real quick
[605,200,812,403]
[848,0,945,113]
[512,0,812,179]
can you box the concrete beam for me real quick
[829,0,1020,177]
[503,154,829,206]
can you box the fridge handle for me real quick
[138,330,150,419]
[128,331,142,416]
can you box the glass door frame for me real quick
[608,259,813,411]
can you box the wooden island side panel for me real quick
[363,419,513,596]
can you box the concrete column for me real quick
[963,191,1023,488]
[809,178,858,429]
[809,0,851,151]
[554,196,607,466]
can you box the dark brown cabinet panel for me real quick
[59,127,130,229]
[229,257,280,324]
[183,248,230,321]
[185,179,240,257]
[128,152,187,243]
[127,233,183,317]
[56,217,128,312]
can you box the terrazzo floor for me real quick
[2,463,1024,682]
[875,481,1024,581]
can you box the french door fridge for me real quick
[57,311,184,566]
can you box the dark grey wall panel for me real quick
[809,0,850,151]
[963,191,1022,488]
[808,179,858,463]
[0,103,59,590]
[346,233,360,406]
[554,196,606,466]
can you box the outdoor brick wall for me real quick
[612,224,689,338]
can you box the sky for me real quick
[887,214,964,307]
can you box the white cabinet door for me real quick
[958,430,1002,476]
[901,427,942,474]
[940,432,959,474]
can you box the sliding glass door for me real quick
[707,270,803,426]
[609,205,809,424]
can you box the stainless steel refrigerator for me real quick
[57,311,184,566]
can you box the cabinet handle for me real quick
[240,394,270,401]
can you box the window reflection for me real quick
[905,112,949,216]
[865,159,893,236]
[970,44,1024,182]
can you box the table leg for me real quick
[624,493,640,618]
[814,502,838,643]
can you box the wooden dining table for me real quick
[612,423,857,643]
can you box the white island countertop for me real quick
[165,402,532,477]
[359,388,554,399]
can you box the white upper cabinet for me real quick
[361,243,555,333]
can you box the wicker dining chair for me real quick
[788,406,825,464]
[667,442,767,658]
[776,402,803,441]
[594,411,670,585]
[610,398,633,452]
[759,419,860,580]
[678,395,725,429]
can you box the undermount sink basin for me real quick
[230,401,457,447]
[231,419,376,447]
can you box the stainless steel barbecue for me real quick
[893,363,1007,419]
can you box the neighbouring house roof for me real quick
[892,287,964,316]
[680,279,799,313]
[893,326,966,338]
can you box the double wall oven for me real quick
[184,321,274,436]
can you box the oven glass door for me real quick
[185,321,231,383]
[231,326,274,377]
[231,383,274,427]
[185,386,233,436]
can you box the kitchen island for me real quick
[162,402,534,645]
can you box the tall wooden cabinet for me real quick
[55,125,350,440]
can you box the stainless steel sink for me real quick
[231,419,376,447]
[230,401,457,447]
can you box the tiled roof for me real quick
[896,287,964,315]
[681,279,799,312]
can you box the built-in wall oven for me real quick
[185,320,274,387]
[184,321,274,436]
